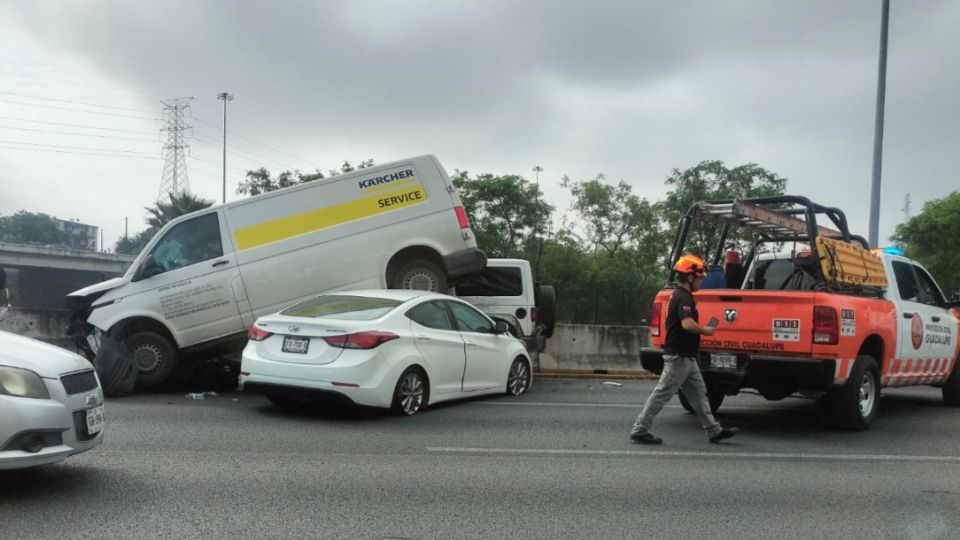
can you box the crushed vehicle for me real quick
[67,155,486,388]
[452,258,556,358]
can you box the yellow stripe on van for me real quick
[360,178,418,194]
[234,185,429,250]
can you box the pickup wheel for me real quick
[678,387,724,414]
[829,355,880,431]
[125,331,178,388]
[942,358,960,406]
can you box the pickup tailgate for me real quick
[693,290,816,355]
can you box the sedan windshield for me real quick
[281,295,401,320]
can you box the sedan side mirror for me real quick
[494,320,509,335]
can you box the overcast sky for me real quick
[0,0,957,251]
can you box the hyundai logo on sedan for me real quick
[288,325,301,333]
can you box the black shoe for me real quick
[630,432,663,445]
[709,427,739,444]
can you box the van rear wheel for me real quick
[392,260,447,292]
[125,331,178,388]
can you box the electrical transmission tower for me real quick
[158,97,193,201]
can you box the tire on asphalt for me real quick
[392,367,428,416]
[942,357,960,406]
[678,386,724,414]
[125,330,178,388]
[506,357,531,396]
[391,259,447,292]
[828,355,880,431]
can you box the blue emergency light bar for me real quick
[882,247,904,255]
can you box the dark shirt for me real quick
[663,287,700,357]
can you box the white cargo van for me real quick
[67,155,486,387]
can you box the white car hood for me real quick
[0,330,94,378]
[68,277,125,299]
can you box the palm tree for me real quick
[145,191,214,229]
[115,192,213,255]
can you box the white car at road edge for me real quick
[239,290,533,415]
[0,330,105,470]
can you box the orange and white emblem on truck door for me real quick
[911,313,923,350]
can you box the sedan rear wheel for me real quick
[393,368,427,415]
[507,358,531,395]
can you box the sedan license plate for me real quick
[709,353,737,370]
[282,336,310,354]
[86,405,104,435]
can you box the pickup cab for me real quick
[641,196,960,430]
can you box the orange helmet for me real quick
[674,254,706,276]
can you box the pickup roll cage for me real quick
[667,195,872,287]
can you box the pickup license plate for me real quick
[709,353,737,370]
[86,405,104,435]
[282,336,310,354]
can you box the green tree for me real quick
[145,192,215,230]
[658,160,788,263]
[558,174,665,324]
[892,190,960,295]
[0,211,70,245]
[451,171,553,259]
[236,159,374,196]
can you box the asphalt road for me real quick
[2,379,959,539]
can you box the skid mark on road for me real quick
[427,446,960,464]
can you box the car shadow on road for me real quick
[705,389,949,436]
[251,401,397,423]
[0,463,143,503]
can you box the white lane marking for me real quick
[426,447,960,463]
[472,401,801,411]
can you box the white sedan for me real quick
[0,330,105,470]
[239,290,533,415]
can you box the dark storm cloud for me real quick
[5,0,959,241]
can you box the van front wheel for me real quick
[125,331,178,388]
[392,260,447,292]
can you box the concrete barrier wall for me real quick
[2,311,652,373]
[0,308,74,349]
[540,324,651,372]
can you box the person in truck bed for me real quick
[629,255,740,445]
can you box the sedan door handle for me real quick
[464,340,477,347]
[212,260,229,267]
[415,335,431,341]
[902,312,914,319]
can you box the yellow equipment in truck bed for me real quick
[815,236,889,289]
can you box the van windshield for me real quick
[281,295,402,320]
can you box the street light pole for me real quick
[868,0,890,248]
[216,91,234,205]
[532,166,544,278]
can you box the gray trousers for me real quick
[631,355,722,438]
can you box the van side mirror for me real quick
[494,320,509,335]
[134,255,163,282]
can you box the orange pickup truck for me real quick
[641,196,960,430]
